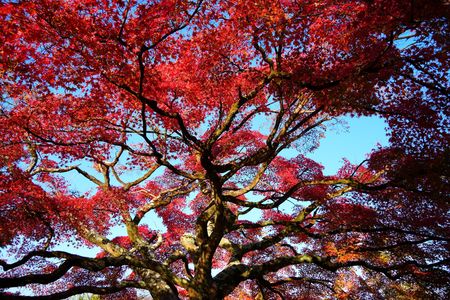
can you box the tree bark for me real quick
[136,269,180,300]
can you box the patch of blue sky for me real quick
[306,115,389,175]
[248,99,389,174]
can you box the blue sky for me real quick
[308,115,389,174]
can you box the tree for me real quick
[0,0,448,299]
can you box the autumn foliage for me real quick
[0,0,449,299]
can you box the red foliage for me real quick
[0,0,448,299]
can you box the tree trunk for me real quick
[136,269,180,300]
[187,287,219,300]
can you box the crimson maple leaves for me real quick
[1,0,449,299]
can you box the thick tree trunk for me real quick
[187,287,219,300]
[150,289,180,300]
[136,269,180,300]
[186,278,223,300]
